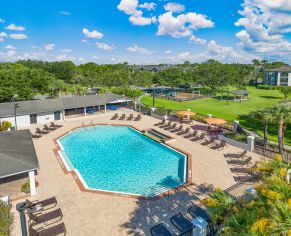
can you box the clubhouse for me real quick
[0,93,130,129]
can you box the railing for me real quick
[254,145,291,163]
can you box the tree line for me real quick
[0,59,287,102]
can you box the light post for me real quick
[12,94,18,130]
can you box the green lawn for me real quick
[141,86,291,145]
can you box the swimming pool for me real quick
[58,125,187,197]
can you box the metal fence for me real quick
[254,145,290,163]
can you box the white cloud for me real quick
[157,11,214,38]
[165,50,172,54]
[59,11,71,16]
[127,44,154,54]
[82,28,103,39]
[0,38,4,42]
[139,2,156,11]
[44,43,55,51]
[117,0,138,15]
[18,53,39,60]
[10,34,28,40]
[60,49,72,53]
[235,0,291,59]
[129,11,156,25]
[0,18,4,23]
[164,2,185,13]
[5,45,16,50]
[0,32,8,38]
[118,0,156,26]
[95,42,115,50]
[93,56,99,60]
[5,23,25,31]
[189,35,206,45]
[55,54,75,61]
[6,50,17,58]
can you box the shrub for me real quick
[224,132,248,143]
[20,181,30,193]
[257,85,277,90]
[0,202,13,236]
[0,121,12,131]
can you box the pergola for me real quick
[227,90,249,102]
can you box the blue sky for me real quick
[0,0,290,64]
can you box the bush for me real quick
[224,132,248,143]
[0,121,12,131]
[20,181,30,193]
[0,202,13,236]
[257,84,277,90]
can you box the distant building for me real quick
[264,66,291,86]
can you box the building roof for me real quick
[0,130,39,179]
[265,66,291,72]
[229,90,249,95]
[0,93,122,117]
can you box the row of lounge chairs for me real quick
[32,122,63,138]
[155,120,227,151]
[25,196,66,235]
[151,203,219,236]
[111,113,142,121]
[224,150,257,182]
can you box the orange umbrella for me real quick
[176,110,196,116]
[205,117,227,125]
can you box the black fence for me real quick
[254,145,290,163]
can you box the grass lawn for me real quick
[141,86,291,145]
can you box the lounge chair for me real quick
[170,213,193,233]
[32,133,42,138]
[165,123,177,131]
[184,130,198,139]
[211,140,227,150]
[191,133,206,142]
[134,114,142,121]
[170,124,182,132]
[227,156,252,166]
[30,222,66,236]
[127,114,134,121]
[233,175,253,182]
[36,128,49,135]
[50,122,62,128]
[230,164,256,174]
[201,137,216,146]
[119,114,126,120]
[161,121,172,128]
[154,119,166,126]
[111,113,118,120]
[224,150,247,159]
[150,223,174,236]
[44,125,57,131]
[29,208,63,226]
[26,197,57,210]
[188,205,211,224]
[177,127,190,136]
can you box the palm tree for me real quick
[252,108,272,148]
[252,59,261,85]
[269,105,291,156]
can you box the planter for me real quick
[218,134,254,151]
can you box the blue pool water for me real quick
[58,126,187,196]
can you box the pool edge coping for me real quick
[53,123,193,201]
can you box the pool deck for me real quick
[11,110,264,236]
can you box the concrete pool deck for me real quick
[10,110,264,236]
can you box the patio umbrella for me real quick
[205,117,227,126]
[176,110,196,117]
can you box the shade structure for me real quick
[205,117,227,125]
[176,110,196,116]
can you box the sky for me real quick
[0,0,291,64]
